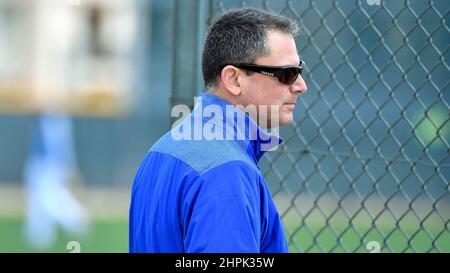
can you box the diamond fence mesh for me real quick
[191,0,450,252]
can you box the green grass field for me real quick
[0,216,128,253]
[0,216,448,253]
[286,224,450,253]
[284,213,450,252]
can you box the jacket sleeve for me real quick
[182,161,262,253]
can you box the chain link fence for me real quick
[174,0,450,252]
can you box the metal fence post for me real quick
[171,0,209,111]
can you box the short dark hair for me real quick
[202,8,299,91]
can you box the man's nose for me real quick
[290,75,307,94]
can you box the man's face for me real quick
[238,30,307,127]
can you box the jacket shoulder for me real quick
[150,131,258,175]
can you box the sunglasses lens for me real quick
[280,68,299,85]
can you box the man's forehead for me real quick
[263,30,300,65]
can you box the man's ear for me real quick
[220,65,242,96]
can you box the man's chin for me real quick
[278,113,294,127]
[266,115,292,128]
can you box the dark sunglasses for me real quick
[232,60,305,85]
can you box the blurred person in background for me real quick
[129,8,307,253]
[24,114,89,249]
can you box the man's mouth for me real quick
[284,102,296,109]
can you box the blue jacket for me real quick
[129,92,288,253]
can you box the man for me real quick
[129,8,307,253]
